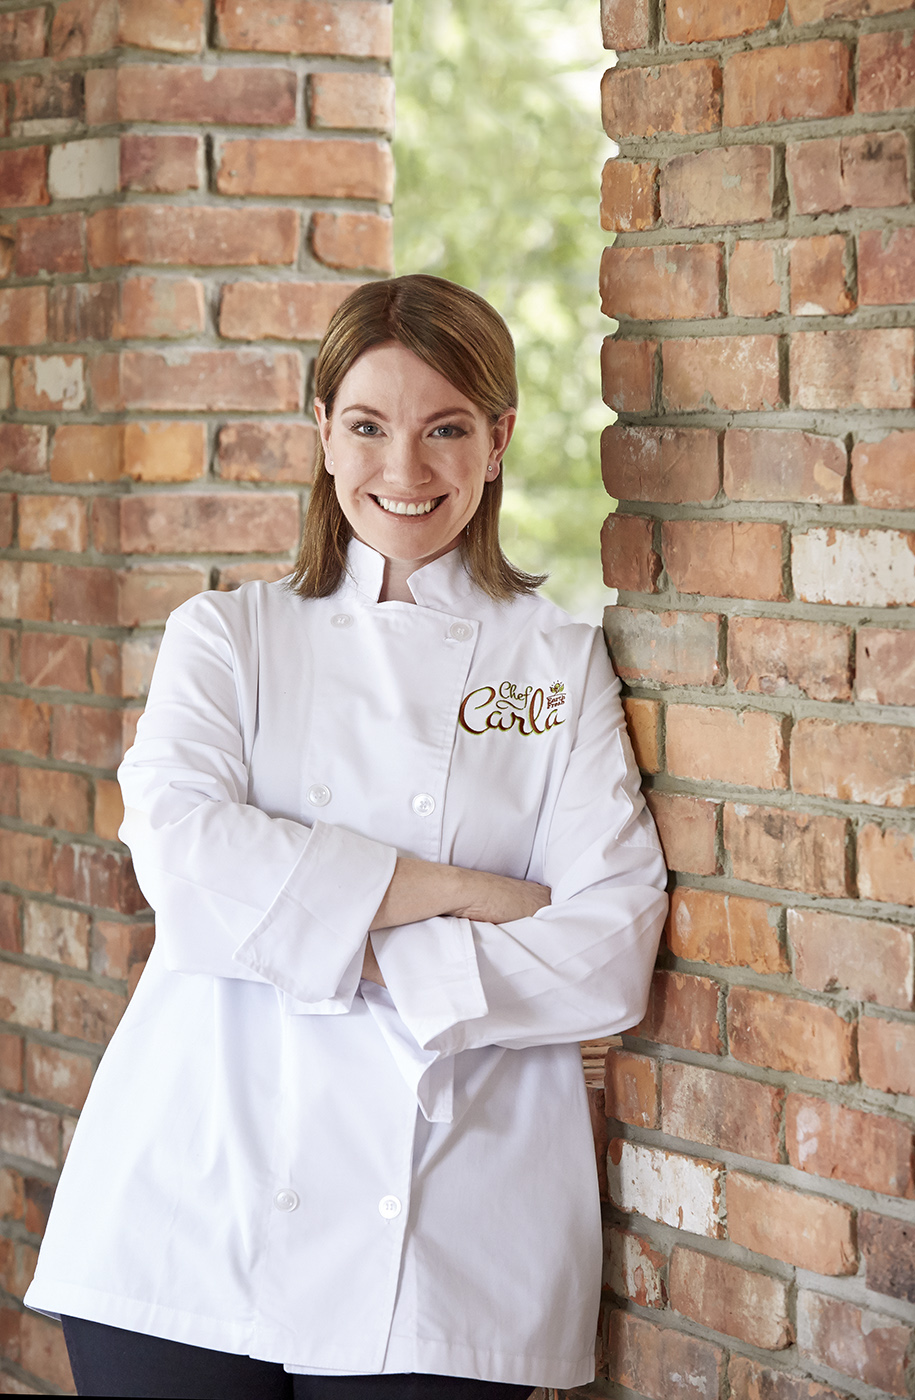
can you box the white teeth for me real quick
[376,496,438,516]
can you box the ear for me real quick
[488,408,517,478]
[314,400,333,472]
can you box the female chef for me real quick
[25,274,668,1400]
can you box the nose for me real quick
[382,435,432,490]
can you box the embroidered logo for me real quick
[458,680,567,736]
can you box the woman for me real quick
[26,275,668,1399]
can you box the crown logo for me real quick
[550,680,564,694]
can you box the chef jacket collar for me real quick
[342,539,484,617]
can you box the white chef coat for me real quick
[26,539,667,1390]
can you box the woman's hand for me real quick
[370,857,550,931]
[448,869,551,924]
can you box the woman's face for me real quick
[315,342,515,572]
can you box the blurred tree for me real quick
[393,0,616,618]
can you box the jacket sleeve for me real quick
[371,631,669,1053]
[117,596,397,1012]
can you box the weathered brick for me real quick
[603,425,718,504]
[668,0,784,43]
[219,279,360,341]
[859,1212,915,1305]
[791,328,914,409]
[791,0,912,16]
[852,431,915,510]
[792,717,915,808]
[117,565,206,625]
[0,894,21,954]
[26,1043,94,1111]
[47,281,118,343]
[0,425,46,475]
[310,210,392,272]
[789,908,913,1010]
[793,527,915,607]
[116,63,295,124]
[859,1016,915,1096]
[89,637,121,698]
[0,287,47,347]
[0,694,50,756]
[216,422,315,484]
[668,887,786,974]
[662,1062,782,1160]
[0,7,47,61]
[601,338,655,412]
[47,136,119,201]
[120,491,299,555]
[119,0,205,52]
[663,335,780,411]
[0,1101,58,1168]
[605,1225,666,1308]
[663,520,785,601]
[0,561,51,622]
[51,566,118,626]
[0,494,12,549]
[608,1312,723,1400]
[13,355,85,412]
[858,823,915,906]
[667,705,788,789]
[729,987,855,1082]
[635,970,722,1054]
[788,1094,914,1196]
[670,1248,791,1349]
[92,920,154,982]
[119,133,201,194]
[728,239,784,317]
[52,703,123,769]
[790,234,853,316]
[85,66,117,123]
[119,633,160,699]
[19,768,91,835]
[12,70,82,130]
[602,59,722,138]
[0,146,48,208]
[858,28,915,113]
[857,627,915,706]
[661,146,772,228]
[646,791,719,875]
[123,421,206,482]
[724,428,845,505]
[797,1291,910,1395]
[608,1140,724,1237]
[115,276,206,339]
[622,697,660,773]
[600,243,721,321]
[18,495,87,553]
[729,617,851,704]
[723,41,851,126]
[724,804,850,897]
[52,976,125,1044]
[51,0,117,57]
[0,963,54,1031]
[88,204,299,267]
[604,606,721,685]
[601,514,660,593]
[215,0,391,56]
[787,131,910,214]
[14,212,85,276]
[106,348,303,413]
[600,159,658,232]
[217,138,393,201]
[22,901,89,970]
[604,1048,659,1128]
[0,1033,22,1097]
[0,761,17,816]
[601,0,649,49]
[309,72,393,131]
[727,1173,855,1276]
[859,225,915,308]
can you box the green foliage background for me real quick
[392,0,615,619]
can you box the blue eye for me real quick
[432,424,463,438]
[353,422,380,436]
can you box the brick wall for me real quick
[0,0,392,1389]
[594,0,915,1397]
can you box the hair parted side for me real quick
[289,273,546,600]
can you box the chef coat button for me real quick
[378,1195,402,1219]
[274,1189,299,1212]
[448,621,472,642]
[307,784,331,807]
[331,613,353,628]
[412,793,435,817]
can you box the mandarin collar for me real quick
[340,538,485,617]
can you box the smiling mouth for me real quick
[373,495,444,517]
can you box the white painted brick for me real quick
[31,356,85,411]
[605,1225,666,1306]
[793,528,915,607]
[121,632,162,699]
[607,1140,724,1237]
[48,137,120,201]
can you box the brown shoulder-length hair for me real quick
[288,273,545,600]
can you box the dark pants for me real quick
[61,1316,536,1400]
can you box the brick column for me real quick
[598,0,915,1397]
[0,1,392,1388]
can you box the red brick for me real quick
[0,1236,38,1301]
[0,761,17,816]
[18,495,87,553]
[852,430,915,510]
[0,8,47,61]
[23,1176,52,1232]
[601,0,649,49]
[119,134,201,194]
[20,768,91,835]
[723,41,851,126]
[0,493,11,549]
[0,893,21,954]
[215,0,391,56]
[645,792,717,877]
[622,697,660,772]
[118,633,159,700]
[603,425,718,504]
[857,627,915,706]
[859,225,915,308]
[600,514,660,593]
[0,694,50,756]
[26,1043,94,1112]
[602,58,722,138]
[12,70,82,126]
[606,606,719,687]
[309,72,393,131]
[788,1093,914,1196]
[0,287,46,347]
[20,1311,72,1390]
[600,243,721,322]
[600,338,655,413]
[662,1062,782,1160]
[22,900,89,969]
[13,355,85,412]
[116,63,295,124]
[0,964,53,1031]
[220,279,361,341]
[0,1101,58,1168]
[90,638,122,698]
[216,421,315,484]
[604,1049,659,1128]
[47,282,118,344]
[115,347,303,413]
[791,0,911,15]
[729,987,855,1082]
[859,28,915,114]
[0,1166,23,1222]
[663,520,785,601]
[605,1225,667,1308]
[724,804,850,897]
[790,234,853,316]
[117,564,206,625]
[661,146,772,228]
[51,566,118,626]
[670,1247,791,1349]
[0,1033,22,1094]
[790,908,912,1011]
[14,212,85,276]
[792,717,915,808]
[668,887,786,974]
[0,425,46,475]
[600,159,658,232]
[217,137,393,201]
[791,328,914,410]
[608,1311,723,1400]
[92,920,154,982]
[54,841,145,912]
[85,66,117,122]
[124,421,206,482]
[0,146,48,208]
[88,204,299,267]
[727,1173,856,1276]
[310,210,392,272]
[797,1290,909,1395]
[859,1017,915,1096]
[119,0,206,52]
[859,823,915,906]
[787,131,910,215]
[663,335,780,412]
[51,703,123,769]
[120,490,297,555]
[859,1211,915,1304]
[667,705,788,790]
[51,0,117,57]
[635,970,722,1054]
[54,977,127,1045]
[668,0,784,42]
[116,276,206,339]
[724,428,846,505]
[48,425,118,485]
[0,561,51,622]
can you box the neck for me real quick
[380,558,417,604]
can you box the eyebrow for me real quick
[339,403,476,424]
